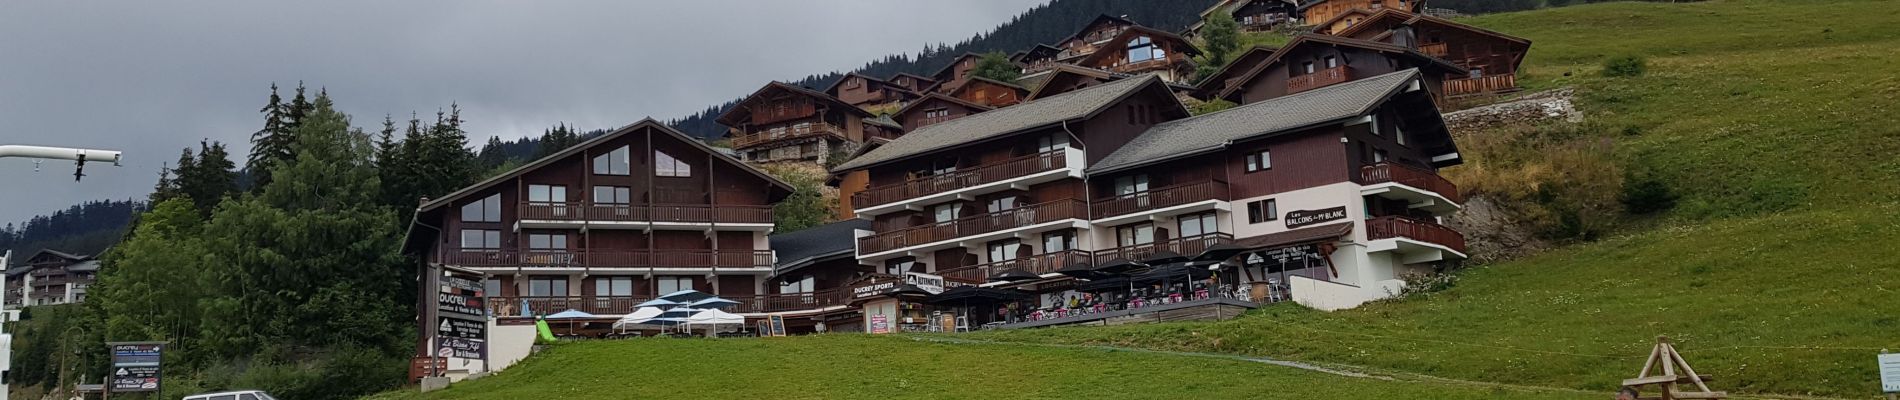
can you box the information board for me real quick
[869,314,890,334]
[107,342,164,393]
[767,314,788,337]
[1879,353,1900,393]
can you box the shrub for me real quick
[1601,55,1647,77]
[1620,170,1678,214]
[1190,99,1237,116]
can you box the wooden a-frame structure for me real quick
[1623,336,1727,399]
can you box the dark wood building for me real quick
[1208,33,1464,105]
[894,93,994,131]
[1332,9,1532,97]
[1186,0,1299,38]
[929,53,988,94]
[1190,45,1280,100]
[407,119,794,319]
[717,82,878,164]
[1052,14,1142,64]
[1302,0,1419,34]
[823,72,922,111]
[888,72,938,94]
[947,76,1028,109]
[1072,25,1203,84]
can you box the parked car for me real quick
[183,390,277,400]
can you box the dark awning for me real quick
[927,286,1032,304]
[1192,243,1249,263]
[1232,223,1353,250]
[989,269,1042,282]
[1142,250,1189,265]
[1130,263,1213,283]
[1076,276,1133,292]
[1093,258,1147,275]
[1055,262,1100,279]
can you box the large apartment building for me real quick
[834,68,1466,312]
[407,120,793,317]
[4,249,101,308]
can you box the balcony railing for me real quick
[1109,58,1171,74]
[1418,42,1449,58]
[1356,163,1463,204]
[1288,66,1351,94]
[1092,180,1229,219]
[1365,216,1467,254]
[518,202,773,224]
[1093,233,1234,265]
[858,199,1087,255]
[486,288,856,317]
[937,250,1093,283]
[1444,73,1519,97]
[853,150,1070,209]
[440,249,773,269]
[731,122,845,149]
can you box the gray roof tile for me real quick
[833,75,1164,172]
[1090,69,1421,174]
[769,219,872,273]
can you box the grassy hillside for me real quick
[368,335,1601,400]
[964,1,1900,398]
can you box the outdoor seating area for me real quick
[916,244,1272,331]
[536,289,754,340]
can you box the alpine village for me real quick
[6,0,1899,399]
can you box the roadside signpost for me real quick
[106,341,166,395]
[431,266,488,375]
[1878,351,1899,398]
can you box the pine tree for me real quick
[476,136,506,170]
[176,140,239,216]
[1193,11,1241,83]
[247,83,290,191]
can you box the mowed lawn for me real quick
[367,335,1598,400]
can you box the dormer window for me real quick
[1127,36,1166,63]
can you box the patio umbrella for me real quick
[658,289,716,303]
[687,297,740,310]
[635,298,681,308]
[1076,276,1132,292]
[1142,251,1189,265]
[989,269,1041,282]
[686,309,747,336]
[1054,262,1100,279]
[1092,258,1146,275]
[544,309,598,335]
[613,307,666,329]
[1193,243,1249,263]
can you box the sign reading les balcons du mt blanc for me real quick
[1284,206,1348,229]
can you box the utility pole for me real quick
[0,145,124,181]
[1,250,15,400]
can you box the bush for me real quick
[1602,55,1647,77]
[1190,99,1237,116]
[1620,170,1678,214]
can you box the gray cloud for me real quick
[0,0,1045,224]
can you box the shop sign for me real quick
[852,281,898,299]
[869,314,891,334]
[437,272,486,319]
[1284,206,1347,229]
[108,342,164,392]
[904,272,945,294]
[438,317,486,339]
[436,336,485,359]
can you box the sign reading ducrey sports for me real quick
[1283,206,1348,229]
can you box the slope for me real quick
[960,0,1900,397]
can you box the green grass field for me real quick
[366,335,1602,400]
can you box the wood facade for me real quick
[717,82,875,164]
[1188,0,1299,39]
[1303,0,1418,33]
[894,93,992,131]
[1333,10,1532,97]
[1212,34,1462,104]
[825,73,920,110]
[1073,26,1202,83]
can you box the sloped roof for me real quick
[1091,69,1422,174]
[1192,45,1280,96]
[1011,44,1063,63]
[1056,14,1142,47]
[67,260,102,273]
[715,81,872,126]
[30,249,88,262]
[1078,25,1205,67]
[863,115,903,130]
[1215,33,1464,101]
[929,53,986,81]
[821,72,892,96]
[1335,9,1532,46]
[416,119,793,213]
[894,92,994,121]
[769,219,872,274]
[834,75,1172,172]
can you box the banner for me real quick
[904,272,945,294]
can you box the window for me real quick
[1245,149,1272,172]
[884,258,918,275]
[1126,36,1165,63]
[1373,149,1389,163]
[528,185,566,204]
[593,146,630,175]
[1116,223,1156,246]
[484,279,502,297]
[1042,231,1077,252]
[988,239,1022,262]
[1302,61,1316,75]
[1396,124,1408,146]
[1179,212,1218,237]
[986,196,1019,213]
[1324,56,1339,69]
[1369,114,1381,136]
[932,203,962,223]
[461,194,501,222]
[593,186,632,204]
[845,78,861,89]
[929,158,958,176]
[528,233,567,251]
[1037,133,1069,153]
[656,276,691,294]
[1246,199,1279,224]
[596,277,636,297]
[925,108,949,119]
[656,150,692,177]
[1114,174,1150,195]
[460,229,501,249]
[529,277,568,297]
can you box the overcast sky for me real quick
[0,0,1045,225]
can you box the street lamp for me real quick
[0,145,125,181]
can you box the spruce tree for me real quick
[247,83,290,191]
[476,136,506,170]
[176,140,239,216]
[1193,11,1241,84]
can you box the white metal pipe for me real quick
[0,145,123,164]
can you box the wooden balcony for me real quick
[853,150,1071,210]
[1093,233,1234,264]
[1109,58,1171,74]
[1418,42,1450,58]
[1357,163,1463,204]
[731,122,846,150]
[937,250,1093,283]
[1364,216,1467,254]
[1444,73,1519,97]
[858,199,1087,255]
[1092,180,1229,220]
[518,202,773,225]
[1288,66,1351,94]
[440,249,773,269]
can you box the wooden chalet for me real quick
[1209,33,1464,105]
[929,53,987,94]
[1301,0,1420,33]
[948,76,1028,109]
[1052,14,1142,63]
[6,249,100,307]
[406,119,798,323]
[888,72,938,93]
[1072,25,1203,84]
[824,73,922,111]
[1332,9,1531,97]
[1186,0,1299,38]
[1190,45,1279,99]
[1012,44,1065,76]
[894,92,994,131]
[716,81,878,164]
